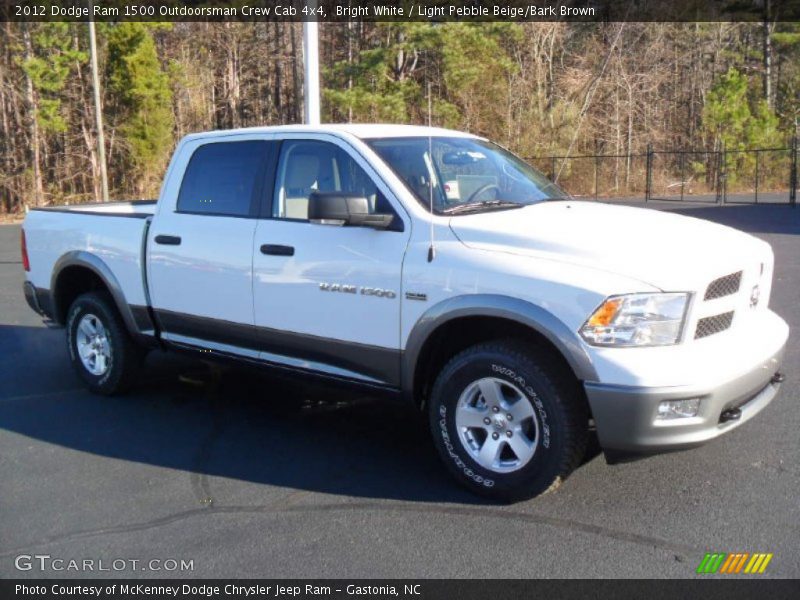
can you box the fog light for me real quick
[657,398,700,420]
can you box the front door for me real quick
[252,135,410,386]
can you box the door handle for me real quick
[154,234,182,246]
[260,244,295,256]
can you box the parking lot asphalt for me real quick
[0,201,798,579]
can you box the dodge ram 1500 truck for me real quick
[21,124,789,501]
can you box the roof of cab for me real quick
[181,123,481,143]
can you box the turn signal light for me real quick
[586,298,622,327]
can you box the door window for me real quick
[273,140,394,220]
[177,140,269,217]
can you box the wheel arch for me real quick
[402,294,598,409]
[50,251,145,339]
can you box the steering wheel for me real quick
[463,183,500,204]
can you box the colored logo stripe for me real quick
[697,553,726,574]
[697,552,773,574]
[744,553,773,574]
[719,553,749,573]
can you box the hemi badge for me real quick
[405,292,427,302]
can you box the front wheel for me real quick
[66,291,143,395]
[428,340,588,502]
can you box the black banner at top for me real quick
[2,0,800,23]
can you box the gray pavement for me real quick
[0,201,798,578]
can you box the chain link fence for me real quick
[528,137,798,206]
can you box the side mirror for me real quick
[308,192,394,230]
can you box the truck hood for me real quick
[448,201,769,291]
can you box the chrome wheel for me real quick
[455,377,539,473]
[76,313,111,376]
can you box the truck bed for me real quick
[23,201,156,314]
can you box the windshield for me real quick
[366,136,568,214]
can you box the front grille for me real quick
[704,271,742,300]
[695,311,734,339]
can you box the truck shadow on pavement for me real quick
[0,325,604,504]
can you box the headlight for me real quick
[580,293,690,347]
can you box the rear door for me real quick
[147,135,277,353]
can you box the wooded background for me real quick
[1,21,799,212]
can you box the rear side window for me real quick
[177,141,269,216]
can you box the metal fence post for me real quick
[551,156,557,182]
[679,151,686,201]
[755,149,759,204]
[716,143,727,205]
[645,143,653,202]
[791,136,798,208]
[594,139,600,201]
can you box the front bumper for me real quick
[585,341,786,455]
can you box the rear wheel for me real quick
[428,340,588,502]
[66,292,142,395]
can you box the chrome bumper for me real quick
[585,343,786,455]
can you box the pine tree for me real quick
[703,67,784,186]
[703,67,752,152]
[21,23,85,135]
[324,23,437,123]
[106,23,174,195]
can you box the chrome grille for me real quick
[695,311,734,339]
[704,271,742,300]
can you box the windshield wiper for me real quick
[441,200,525,215]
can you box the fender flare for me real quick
[50,250,149,339]
[401,294,598,402]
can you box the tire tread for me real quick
[430,338,588,501]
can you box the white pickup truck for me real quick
[21,124,788,501]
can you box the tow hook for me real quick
[719,372,784,424]
[719,408,742,423]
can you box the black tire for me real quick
[428,340,588,502]
[66,291,143,395]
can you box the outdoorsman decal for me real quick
[492,364,551,449]
[439,405,495,488]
